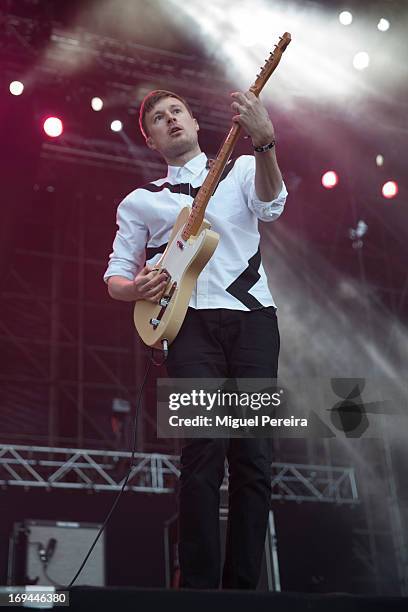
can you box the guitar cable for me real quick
[67,332,224,589]
[67,348,160,588]
[151,339,169,365]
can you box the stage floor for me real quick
[34,587,408,611]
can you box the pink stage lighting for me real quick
[321,170,339,189]
[382,181,398,199]
[43,117,63,138]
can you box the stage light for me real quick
[349,220,368,240]
[110,120,123,132]
[91,97,104,111]
[382,181,398,199]
[376,154,384,167]
[43,117,63,138]
[353,52,370,70]
[9,81,24,96]
[322,171,338,189]
[339,11,353,26]
[377,18,390,32]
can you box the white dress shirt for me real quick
[104,152,287,310]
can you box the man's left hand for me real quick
[231,91,275,148]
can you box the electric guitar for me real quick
[134,32,291,350]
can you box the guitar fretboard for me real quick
[181,32,291,242]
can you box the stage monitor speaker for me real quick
[164,508,280,590]
[8,519,105,587]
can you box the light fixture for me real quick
[339,11,353,26]
[43,117,63,138]
[382,181,398,199]
[91,97,104,111]
[322,170,339,189]
[353,52,370,70]
[9,81,24,96]
[377,18,390,32]
[110,120,123,132]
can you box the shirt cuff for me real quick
[103,259,137,284]
[248,179,288,222]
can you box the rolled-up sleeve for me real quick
[235,154,288,222]
[103,193,148,283]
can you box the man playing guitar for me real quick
[105,87,287,589]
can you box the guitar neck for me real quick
[181,123,241,240]
[181,31,291,241]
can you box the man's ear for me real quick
[146,136,156,150]
[194,118,199,132]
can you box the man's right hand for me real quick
[133,265,170,303]
[107,266,170,303]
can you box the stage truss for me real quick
[0,444,358,503]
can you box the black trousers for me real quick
[166,307,280,589]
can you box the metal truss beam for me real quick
[0,444,359,503]
[1,13,231,120]
[0,13,228,93]
[40,137,164,174]
[271,462,358,504]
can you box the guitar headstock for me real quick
[249,32,292,97]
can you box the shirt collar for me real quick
[166,152,207,182]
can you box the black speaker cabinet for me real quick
[8,519,105,587]
[164,509,280,590]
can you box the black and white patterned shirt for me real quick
[104,152,287,310]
